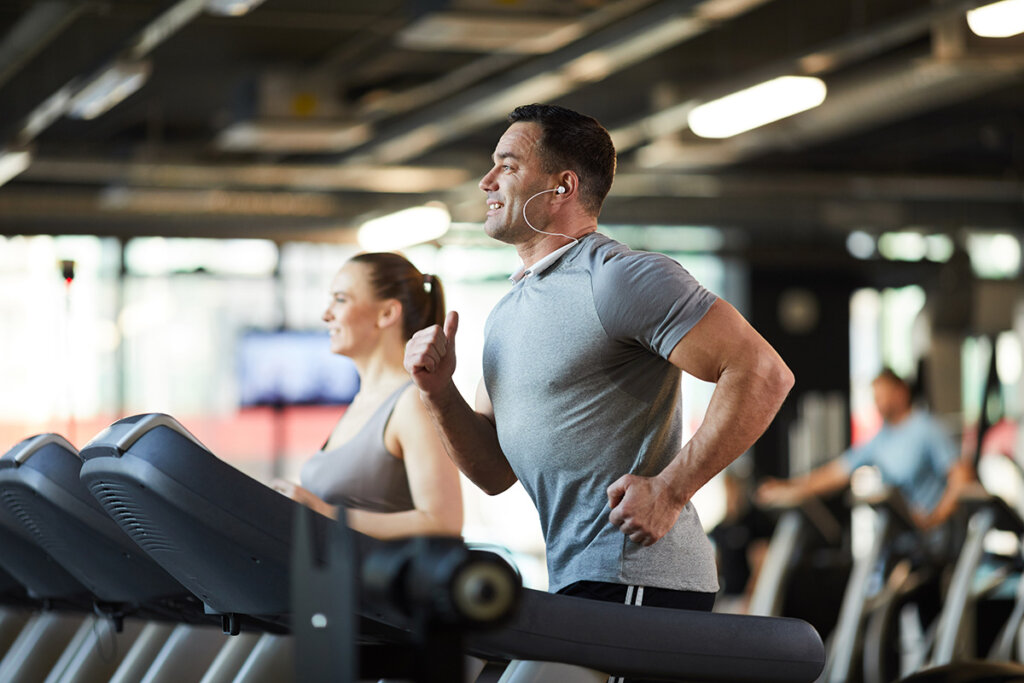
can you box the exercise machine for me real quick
[80,412,826,682]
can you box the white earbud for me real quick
[522,186,578,245]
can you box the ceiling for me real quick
[1,0,1023,253]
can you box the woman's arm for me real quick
[345,386,464,539]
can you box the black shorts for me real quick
[556,581,716,683]
[557,580,716,611]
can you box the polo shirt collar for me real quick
[510,240,577,282]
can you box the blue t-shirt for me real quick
[841,410,957,514]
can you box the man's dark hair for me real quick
[874,368,911,394]
[508,104,617,216]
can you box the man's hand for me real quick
[404,310,459,396]
[607,474,685,546]
[755,477,804,508]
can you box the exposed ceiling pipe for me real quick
[215,0,667,155]
[610,171,1024,203]
[631,54,1024,170]
[612,0,1013,167]
[0,186,347,217]
[0,0,90,91]
[13,0,209,146]
[352,0,662,122]
[341,0,775,165]
[21,158,471,193]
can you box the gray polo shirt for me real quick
[483,232,720,593]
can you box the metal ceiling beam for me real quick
[0,212,360,242]
[443,166,1024,224]
[629,53,1024,170]
[214,0,668,155]
[0,187,416,240]
[12,0,208,147]
[0,0,89,91]
[3,190,1017,240]
[597,195,1024,233]
[609,171,1024,203]
[21,157,471,193]
[2,170,1020,240]
[612,1,1023,168]
[342,0,775,165]
[446,171,1024,230]
[350,0,660,122]
[0,187,345,218]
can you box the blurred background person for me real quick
[757,368,971,531]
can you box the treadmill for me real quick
[81,413,826,682]
[80,414,333,635]
[0,432,208,628]
[0,436,129,683]
[0,469,91,609]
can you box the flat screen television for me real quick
[237,330,360,406]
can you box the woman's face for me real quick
[322,262,383,357]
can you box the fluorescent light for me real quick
[358,203,451,251]
[0,149,32,187]
[396,13,575,54]
[846,230,875,259]
[878,231,928,262]
[924,234,954,263]
[215,120,372,153]
[687,76,827,139]
[68,61,150,120]
[967,232,1021,278]
[206,0,266,17]
[967,0,1024,38]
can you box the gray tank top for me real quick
[300,382,415,512]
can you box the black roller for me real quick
[362,536,520,627]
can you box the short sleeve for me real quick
[592,250,717,359]
[841,440,876,473]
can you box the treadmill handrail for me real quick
[464,590,825,681]
[851,486,917,530]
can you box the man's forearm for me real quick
[661,352,793,504]
[920,459,972,529]
[421,383,517,495]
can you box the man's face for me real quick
[872,378,910,422]
[478,121,553,244]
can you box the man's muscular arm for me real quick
[608,299,794,545]
[404,311,518,495]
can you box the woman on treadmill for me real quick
[273,252,463,539]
